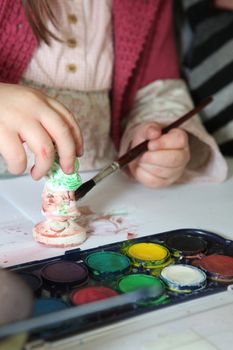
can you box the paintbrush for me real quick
[0,285,161,337]
[75,96,213,201]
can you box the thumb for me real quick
[131,122,161,148]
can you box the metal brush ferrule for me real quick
[92,161,120,184]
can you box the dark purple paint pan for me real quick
[41,261,88,286]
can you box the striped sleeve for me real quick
[180,0,233,155]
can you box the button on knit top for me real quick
[23,0,113,91]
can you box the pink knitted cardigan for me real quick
[0,0,179,148]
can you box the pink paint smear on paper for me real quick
[77,206,138,239]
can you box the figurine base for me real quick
[33,220,86,248]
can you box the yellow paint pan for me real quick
[126,242,170,268]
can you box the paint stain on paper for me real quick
[77,206,138,238]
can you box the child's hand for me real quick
[128,122,190,187]
[0,83,83,180]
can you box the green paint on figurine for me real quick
[46,159,82,191]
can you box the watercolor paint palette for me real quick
[1,228,233,343]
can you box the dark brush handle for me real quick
[118,96,212,168]
[118,140,148,168]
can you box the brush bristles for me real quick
[75,180,96,201]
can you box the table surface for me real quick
[0,158,233,350]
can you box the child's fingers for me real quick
[129,164,179,188]
[139,148,190,168]
[0,84,83,178]
[37,105,78,175]
[46,97,83,155]
[128,147,190,187]
[148,128,188,151]
[134,162,185,180]
[19,121,56,180]
[0,127,27,174]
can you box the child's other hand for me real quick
[128,122,190,187]
[0,83,83,180]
